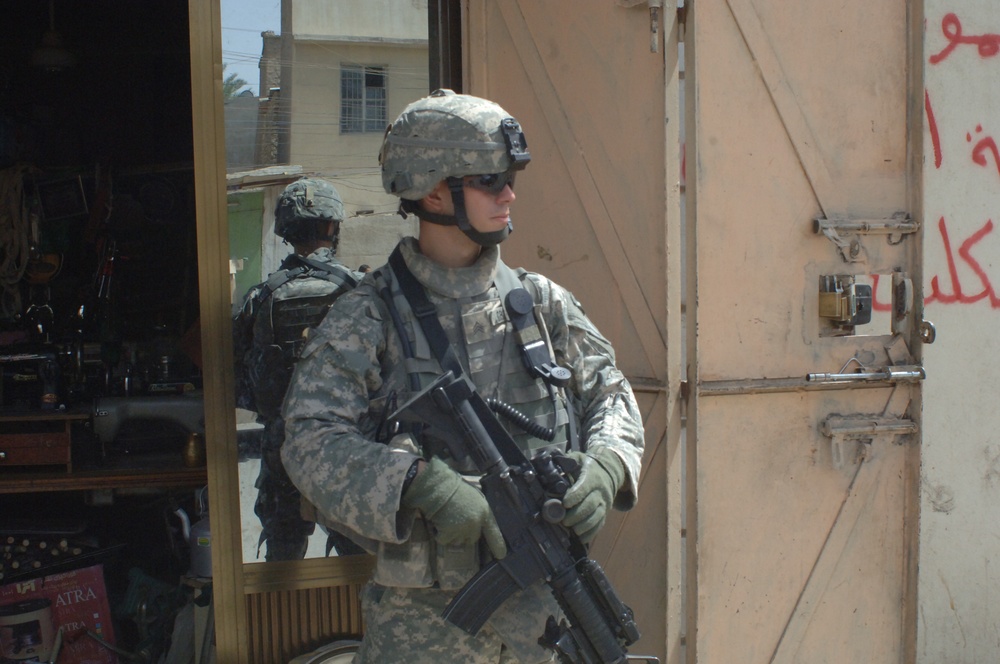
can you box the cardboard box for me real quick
[0,564,116,664]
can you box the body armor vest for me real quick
[246,254,357,419]
[372,261,574,470]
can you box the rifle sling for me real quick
[388,247,528,467]
[389,247,464,377]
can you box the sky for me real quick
[220,0,281,95]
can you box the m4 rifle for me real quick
[391,371,656,664]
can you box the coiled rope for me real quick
[0,164,32,319]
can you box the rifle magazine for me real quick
[442,558,522,635]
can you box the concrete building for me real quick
[228,0,428,291]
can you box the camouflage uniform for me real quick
[283,90,645,662]
[282,239,645,662]
[234,245,361,560]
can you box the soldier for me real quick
[233,177,362,561]
[282,91,645,662]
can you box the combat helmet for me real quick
[274,177,345,246]
[379,89,530,246]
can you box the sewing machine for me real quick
[0,347,62,412]
[92,394,205,457]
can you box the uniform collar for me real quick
[307,246,337,262]
[398,236,500,299]
[280,245,340,271]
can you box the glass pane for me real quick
[340,68,362,133]
[221,0,428,564]
[364,68,387,132]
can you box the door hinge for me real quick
[649,1,662,53]
[616,0,666,52]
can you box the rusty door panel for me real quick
[692,0,910,380]
[695,390,906,663]
[465,1,679,660]
[466,0,668,380]
[688,0,920,662]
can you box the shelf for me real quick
[0,409,207,494]
[0,458,207,494]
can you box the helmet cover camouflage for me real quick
[275,178,345,243]
[379,89,531,200]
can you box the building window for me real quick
[341,65,387,133]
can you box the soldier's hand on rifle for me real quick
[402,457,508,559]
[561,449,626,543]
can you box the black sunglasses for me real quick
[463,171,516,195]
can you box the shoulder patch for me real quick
[519,272,551,311]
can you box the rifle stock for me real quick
[390,372,651,664]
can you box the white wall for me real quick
[288,40,428,220]
[919,3,1000,661]
[291,0,427,41]
[282,1,429,272]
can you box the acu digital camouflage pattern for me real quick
[274,177,345,244]
[232,246,360,560]
[233,247,358,417]
[282,238,645,662]
[355,581,558,663]
[379,89,530,201]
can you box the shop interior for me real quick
[1,1,208,660]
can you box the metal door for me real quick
[465,1,681,661]
[686,1,924,662]
[228,189,265,299]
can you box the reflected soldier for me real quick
[233,177,362,561]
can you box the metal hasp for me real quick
[821,415,918,469]
[814,211,918,263]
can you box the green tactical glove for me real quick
[401,457,507,559]
[561,448,626,543]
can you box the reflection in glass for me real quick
[222,0,429,563]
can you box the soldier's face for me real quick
[460,176,516,235]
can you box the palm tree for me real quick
[222,64,249,101]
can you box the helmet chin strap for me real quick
[399,179,512,247]
[446,178,511,247]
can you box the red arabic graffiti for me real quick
[968,125,1000,183]
[917,12,1000,310]
[926,90,943,168]
[924,90,1000,185]
[928,216,999,306]
[871,217,1000,311]
[929,13,1000,64]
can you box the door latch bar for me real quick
[807,364,925,384]
[814,216,919,235]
